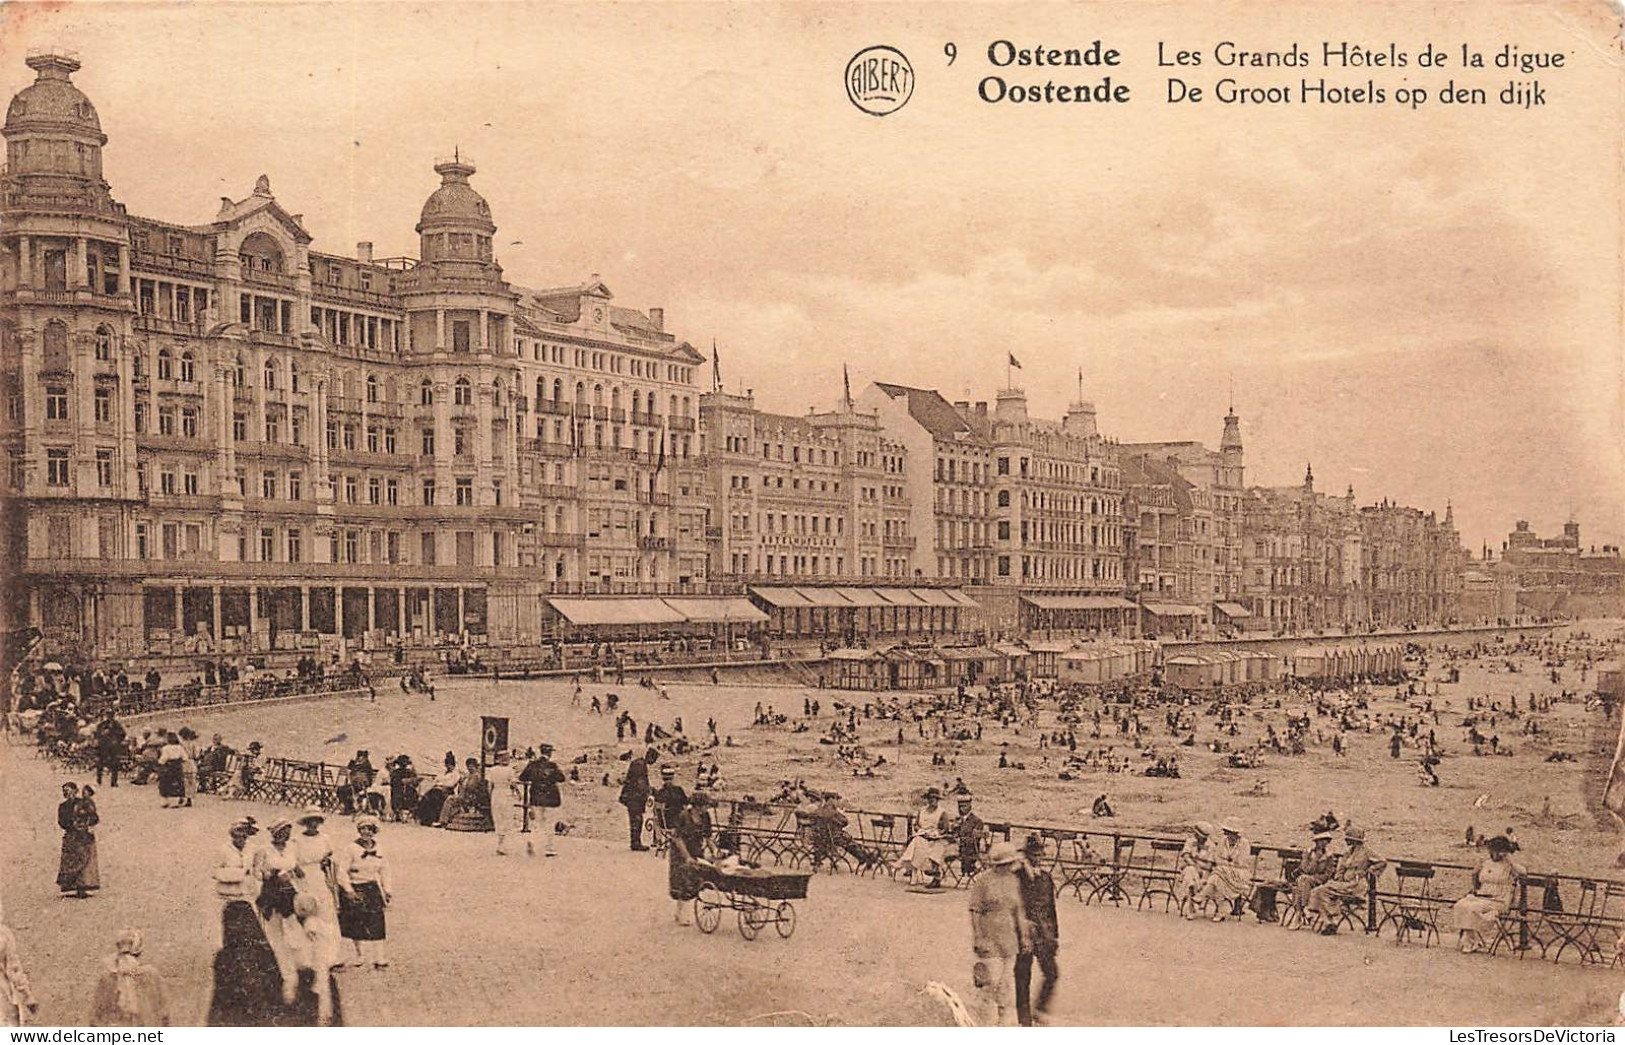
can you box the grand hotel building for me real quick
[0,54,712,657]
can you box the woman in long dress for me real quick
[336,816,392,968]
[668,793,713,925]
[1196,818,1254,921]
[156,733,187,808]
[57,783,100,898]
[894,788,951,886]
[290,808,341,955]
[255,819,301,1003]
[178,728,200,808]
[87,929,169,1027]
[277,894,342,1027]
[1450,835,1526,953]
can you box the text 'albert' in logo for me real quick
[846,45,914,116]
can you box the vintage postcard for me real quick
[1,0,1622,1031]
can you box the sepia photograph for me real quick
[0,0,1622,1031]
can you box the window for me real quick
[997,457,1010,476]
[451,321,471,353]
[344,475,358,503]
[386,479,399,506]
[262,471,278,499]
[45,386,68,421]
[95,327,114,361]
[178,352,195,383]
[288,471,303,500]
[260,528,275,562]
[133,402,147,434]
[366,374,378,403]
[157,406,175,436]
[182,471,198,496]
[181,408,198,438]
[95,449,114,487]
[421,478,436,505]
[235,468,246,496]
[366,426,379,453]
[420,531,437,565]
[157,349,173,381]
[233,356,245,387]
[421,428,435,456]
[368,477,381,505]
[387,531,400,564]
[231,413,246,442]
[291,415,304,446]
[264,415,279,442]
[454,377,472,406]
[344,530,358,563]
[263,359,277,390]
[492,478,503,507]
[46,449,70,486]
[135,523,149,559]
[290,362,301,394]
[286,529,302,563]
[455,477,474,506]
[383,428,397,455]
[453,428,467,456]
[420,380,433,406]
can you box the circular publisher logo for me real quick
[846,45,914,116]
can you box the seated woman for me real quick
[1176,822,1214,913]
[440,758,492,832]
[1289,831,1340,926]
[893,788,951,887]
[414,759,461,827]
[1449,835,1525,953]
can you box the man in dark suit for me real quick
[618,749,657,851]
[1014,834,1060,1026]
[93,710,126,787]
[520,743,566,856]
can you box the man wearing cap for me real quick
[1290,830,1340,925]
[520,745,565,857]
[653,765,688,840]
[618,749,657,851]
[1014,836,1059,1026]
[967,841,1029,1026]
[1307,825,1385,934]
[485,749,523,856]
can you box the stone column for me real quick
[397,587,407,638]
[18,236,31,288]
[248,585,259,635]
[367,588,377,632]
[299,585,311,631]
[71,237,87,289]
[211,586,222,638]
[174,586,185,636]
[435,310,445,350]
[117,242,131,295]
[334,588,342,637]
[456,586,466,636]
[428,588,438,637]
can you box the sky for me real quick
[3,0,1621,554]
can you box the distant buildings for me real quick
[1463,521,1625,621]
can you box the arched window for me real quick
[574,382,586,406]
[997,490,1010,508]
[610,386,621,411]
[94,326,114,362]
[552,378,563,404]
[233,355,245,387]
[365,374,379,403]
[536,378,546,405]
[179,351,195,382]
[592,383,603,408]
[157,347,173,381]
[492,378,503,406]
[420,379,434,406]
[263,358,277,390]
[681,396,690,417]
[631,390,642,417]
[288,360,299,393]
[453,376,472,406]
[669,395,678,417]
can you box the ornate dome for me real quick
[4,54,106,144]
[416,156,495,234]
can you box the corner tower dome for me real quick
[4,53,106,144]
[417,154,495,235]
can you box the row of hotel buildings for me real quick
[1,55,1477,658]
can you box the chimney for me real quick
[356,241,374,264]
[975,402,988,421]
[648,307,664,331]
[954,400,970,414]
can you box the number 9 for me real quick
[944,42,956,66]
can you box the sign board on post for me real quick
[480,715,509,767]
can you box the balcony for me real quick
[15,286,132,309]
[133,314,206,337]
[536,399,571,416]
[884,535,918,550]
[131,248,215,278]
[639,492,672,507]
[242,268,300,293]
[535,532,586,548]
[609,408,627,423]
[631,411,659,427]
[704,526,724,539]
[670,416,696,432]
[638,536,671,551]
[311,281,400,311]
[143,491,223,511]
[135,433,213,454]
[232,440,311,461]
[532,483,575,499]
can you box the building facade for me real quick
[1,54,708,658]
